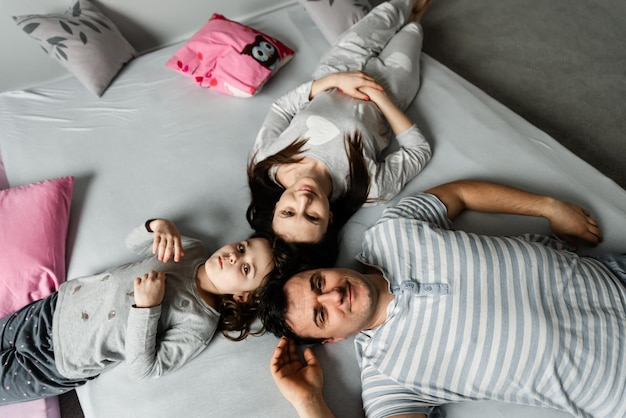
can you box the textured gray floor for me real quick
[421,0,626,190]
[58,2,625,417]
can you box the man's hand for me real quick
[546,199,603,246]
[270,337,335,418]
[133,270,166,308]
[148,219,185,263]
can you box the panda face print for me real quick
[242,35,280,70]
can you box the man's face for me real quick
[284,268,380,343]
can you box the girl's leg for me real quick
[0,294,88,405]
[313,0,414,79]
[363,22,424,111]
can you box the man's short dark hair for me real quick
[258,265,325,345]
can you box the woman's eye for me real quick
[319,309,326,323]
[237,243,245,253]
[282,210,294,217]
[243,264,250,274]
[306,214,319,222]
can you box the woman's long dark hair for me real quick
[246,132,370,265]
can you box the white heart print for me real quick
[305,115,340,145]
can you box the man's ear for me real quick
[321,336,345,344]
[234,292,250,303]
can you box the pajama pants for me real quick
[313,0,423,111]
[0,293,90,405]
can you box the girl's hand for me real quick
[134,270,166,308]
[147,219,185,263]
[311,71,383,101]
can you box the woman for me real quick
[248,0,432,264]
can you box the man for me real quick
[260,179,625,418]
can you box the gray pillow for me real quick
[299,0,371,43]
[13,0,137,96]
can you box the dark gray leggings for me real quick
[0,293,90,405]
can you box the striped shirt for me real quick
[354,193,626,418]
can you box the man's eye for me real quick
[319,309,326,323]
[306,214,319,222]
[316,277,323,290]
[243,264,250,274]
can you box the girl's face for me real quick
[204,238,274,300]
[272,177,331,243]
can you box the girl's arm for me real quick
[146,219,185,263]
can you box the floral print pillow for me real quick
[13,0,136,96]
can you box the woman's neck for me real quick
[276,157,333,196]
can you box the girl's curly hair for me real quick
[216,231,299,341]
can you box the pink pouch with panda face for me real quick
[165,13,294,97]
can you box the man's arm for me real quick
[270,337,335,418]
[270,337,428,418]
[426,180,603,245]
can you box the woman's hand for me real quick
[134,270,166,308]
[311,71,383,101]
[359,85,414,135]
[147,219,185,263]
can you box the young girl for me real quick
[247,0,433,262]
[0,218,290,405]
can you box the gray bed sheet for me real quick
[0,5,624,418]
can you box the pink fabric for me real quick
[0,398,61,418]
[166,13,294,97]
[0,176,74,317]
[0,176,73,418]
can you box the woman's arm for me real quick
[359,86,413,135]
[310,71,383,101]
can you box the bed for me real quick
[1,1,625,418]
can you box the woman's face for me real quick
[272,177,331,243]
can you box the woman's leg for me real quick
[364,21,424,111]
[313,0,414,79]
[0,294,88,405]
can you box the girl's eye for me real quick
[243,264,250,275]
[237,243,245,253]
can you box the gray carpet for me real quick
[58,2,625,417]
[421,0,626,190]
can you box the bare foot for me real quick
[411,0,432,22]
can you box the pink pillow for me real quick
[166,14,294,97]
[0,176,74,317]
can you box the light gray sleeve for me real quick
[251,81,313,159]
[124,222,203,257]
[124,305,209,380]
[366,124,432,201]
